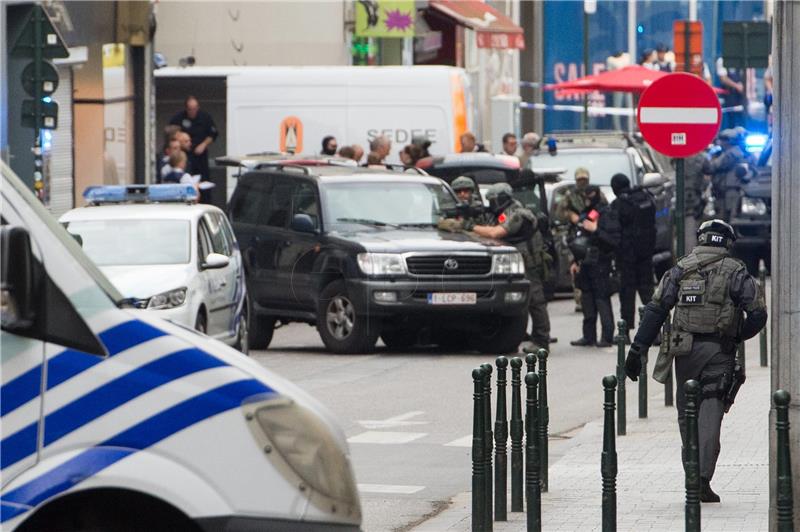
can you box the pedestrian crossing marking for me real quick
[358,483,425,494]
[347,431,426,444]
[444,435,473,447]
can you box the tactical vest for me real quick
[501,204,542,269]
[672,249,744,339]
[617,188,656,260]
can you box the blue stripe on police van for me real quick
[0,366,41,418]
[0,320,166,419]
[0,378,271,523]
[1,347,224,470]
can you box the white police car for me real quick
[59,184,249,353]
[1,162,361,530]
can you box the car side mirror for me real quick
[1,226,37,331]
[642,172,664,188]
[203,252,230,270]
[291,213,318,234]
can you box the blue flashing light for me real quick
[637,24,644,34]
[744,133,768,152]
[42,96,52,103]
[83,184,198,205]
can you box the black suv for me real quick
[730,137,771,275]
[227,164,531,354]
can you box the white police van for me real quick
[1,161,361,530]
[60,185,249,354]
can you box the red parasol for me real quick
[544,65,724,94]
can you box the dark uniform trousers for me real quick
[527,270,551,348]
[576,259,615,343]
[618,259,654,331]
[674,339,736,480]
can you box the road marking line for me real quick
[358,483,425,494]
[639,107,718,124]
[444,435,473,447]
[358,411,428,429]
[347,431,427,444]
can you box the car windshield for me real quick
[64,219,191,266]
[322,181,458,227]
[531,151,630,185]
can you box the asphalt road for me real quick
[251,297,661,532]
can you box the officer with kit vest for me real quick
[471,183,552,352]
[624,220,767,503]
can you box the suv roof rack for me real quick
[382,163,428,175]
[215,153,357,171]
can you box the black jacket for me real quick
[610,187,656,263]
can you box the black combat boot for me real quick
[700,477,720,503]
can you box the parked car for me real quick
[60,184,249,353]
[730,136,772,275]
[225,161,531,354]
[529,131,675,280]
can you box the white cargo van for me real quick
[155,65,473,161]
[0,161,360,530]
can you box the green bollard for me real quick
[601,375,618,532]
[684,380,701,532]
[662,313,674,407]
[759,267,768,367]
[510,357,524,512]
[480,363,494,530]
[615,319,627,436]
[774,390,794,531]
[525,372,541,532]
[523,352,536,435]
[537,348,549,493]
[471,367,487,532]
[638,307,648,419]
[494,357,509,522]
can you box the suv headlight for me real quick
[244,398,361,521]
[492,252,525,275]
[146,287,187,309]
[740,196,767,216]
[357,253,407,275]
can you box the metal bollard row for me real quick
[601,375,618,532]
[774,390,794,532]
[471,351,550,531]
[614,320,627,436]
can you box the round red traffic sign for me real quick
[636,72,721,158]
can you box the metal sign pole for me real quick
[33,7,44,200]
[676,157,686,258]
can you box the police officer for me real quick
[677,152,709,249]
[471,183,551,351]
[437,176,489,231]
[568,186,620,347]
[624,220,767,502]
[557,168,609,312]
[703,129,747,222]
[610,173,656,341]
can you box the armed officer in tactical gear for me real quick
[703,129,748,222]
[437,176,491,232]
[471,183,552,352]
[624,220,767,503]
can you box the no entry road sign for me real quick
[637,72,721,157]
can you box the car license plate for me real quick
[427,292,477,305]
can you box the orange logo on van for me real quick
[279,116,303,154]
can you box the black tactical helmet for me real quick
[568,233,591,261]
[485,182,514,214]
[697,219,736,248]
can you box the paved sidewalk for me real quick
[415,335,771,532]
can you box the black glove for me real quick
[625,344,643,381]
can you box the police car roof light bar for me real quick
[84,184,198,205]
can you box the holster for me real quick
[724,362,746,413]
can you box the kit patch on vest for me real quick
[680,293,703,305]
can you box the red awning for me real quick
[429,0,525,50]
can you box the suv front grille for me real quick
[406,255,492,276]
